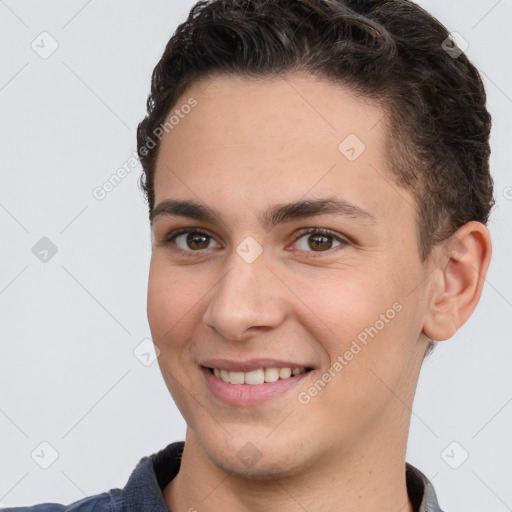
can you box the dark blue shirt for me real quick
[1,441,444,511]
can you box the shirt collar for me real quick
[118,442,443,512]
[406,463,445,512]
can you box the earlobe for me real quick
[422,221,492,342]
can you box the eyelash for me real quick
[161,227,349,257]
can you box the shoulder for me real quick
[1,441,184,512]
[1,489,122,512]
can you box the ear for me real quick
[422,221,492,341]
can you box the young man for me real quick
[3,0,493,511]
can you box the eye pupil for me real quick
[187,233,209,250]
[309,234,332,251]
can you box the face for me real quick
[147,73,432,479]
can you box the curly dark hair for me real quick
[136,0,493,262]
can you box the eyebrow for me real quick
[151,197,376,228]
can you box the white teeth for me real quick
[212,366,307,385]
[264,367,280,382]
[245,369,264,385]
[279,367,292,379]
[229,371,245,384]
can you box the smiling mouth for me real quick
[205,366,312,385]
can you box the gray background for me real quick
[0,0,510,510]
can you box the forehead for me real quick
[153,73,415,229]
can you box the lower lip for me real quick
[201,366,312,407]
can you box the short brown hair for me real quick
[137,0,493,261]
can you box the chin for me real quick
[212,450,300,481]
[197,428,310,481]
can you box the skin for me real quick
[146,73,492,512]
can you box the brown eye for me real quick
[186,232,210,250]
[308,234,333,251]
[167,229,221,252]
[294,229,345,253]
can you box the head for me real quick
[138,0,493,480]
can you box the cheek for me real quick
[147,261,206,409]
[291,268,421,420]
[289,260,422,398]
[146,258,205,348]
[291,268,397,351]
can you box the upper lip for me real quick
[200,358,313,373]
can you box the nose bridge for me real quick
[202,249,286,340]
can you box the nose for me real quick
[202,250,288,341]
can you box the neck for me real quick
[163,427,414,512]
